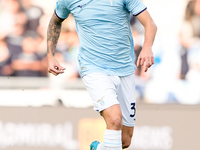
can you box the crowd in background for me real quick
[0,0,79,78]
[146,0,200,104]
[0,0,200,104]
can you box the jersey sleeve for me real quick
[55,0,70,19]
[124,0,147,16]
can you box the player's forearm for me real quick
[142,20,157,50]
[47,13,63,57]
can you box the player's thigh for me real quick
[82,72,120,112]
[117,73,136,127]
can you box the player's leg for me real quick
[122,126,134,149]
[82,73,123,150]
[117,73,136,149]
[98,104,123,150]
[100,104,122,130]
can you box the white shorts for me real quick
[82,73,136,127]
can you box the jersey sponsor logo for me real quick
[77,3,87,9]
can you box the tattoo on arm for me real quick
[47,13,64,55]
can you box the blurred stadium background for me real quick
[0,0,200,150]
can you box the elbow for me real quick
[152,21,157,33]
[154,21,157,32]
[144,19,157,34]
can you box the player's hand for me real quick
[47,56,66,76]
[136,48,154,72]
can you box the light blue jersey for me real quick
[55,0,146,77]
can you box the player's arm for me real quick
[136,9,157,72]
[47,12,66,76]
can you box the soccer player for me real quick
[47,0,157,149]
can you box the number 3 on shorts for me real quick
[130,103,136,118]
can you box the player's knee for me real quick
[109,116,122,130]
[101,104,122,130]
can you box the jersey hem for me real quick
[81,69,135,78]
